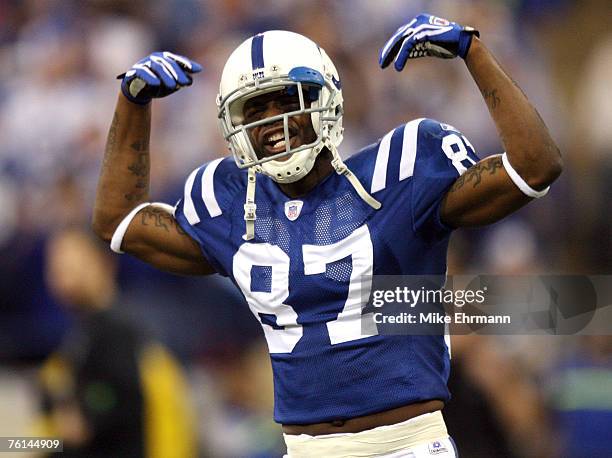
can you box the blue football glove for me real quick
[379,14,479,71]
[118,51,203,105]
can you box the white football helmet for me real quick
[217,30,344,183]
[217,30,380,240]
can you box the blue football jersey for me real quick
[174,118,479,424]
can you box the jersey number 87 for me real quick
[233,225,376,353]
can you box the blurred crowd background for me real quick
[0,0,610,456]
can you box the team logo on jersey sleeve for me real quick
[284,200,304,221]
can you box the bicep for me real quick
[440,155,532,228]
[121,205,215,275]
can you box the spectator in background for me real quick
[38,227,197,458]
[572,33,612,271]
[445,334,552,458]
[547,336,612,458]
[444,246,553,458]
[0,1,606,455]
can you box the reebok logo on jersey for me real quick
[428,440,448,455]
[284,200,304,221]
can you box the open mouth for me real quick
[261,127,299,155]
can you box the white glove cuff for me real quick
[501,152,550,199]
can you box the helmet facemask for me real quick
[216,31,380,241]
[217,68,343,184]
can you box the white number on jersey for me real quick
[233,225,377,353]
[441,133,477,175]
[303,225,376,344]
[233,243,302,353]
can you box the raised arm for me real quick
[440,37,562,227]
[92,53,214,275]
[379,14,562,227]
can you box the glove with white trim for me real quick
[118,51,203,105]
[379,14,479,71]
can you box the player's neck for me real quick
[277,150,334,198]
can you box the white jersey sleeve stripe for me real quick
[183,166,201,225]
[370,130,394,193]
[399,118,425,181]
[201,157,224,217]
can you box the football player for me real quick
[93,14,562,457]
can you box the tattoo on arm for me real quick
[140,207,187,236]
[448,156,503,193]
[124,130,151,202]
[482,88,501,109]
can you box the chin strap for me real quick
[243,167,257,240]
[241,148,381,240]
[330,148,382,210]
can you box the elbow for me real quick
[522,144,563,190]
[91,213,115,244]
[539,144,563,187]
[548,150,563,182]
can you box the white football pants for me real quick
[283,410,457,457]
